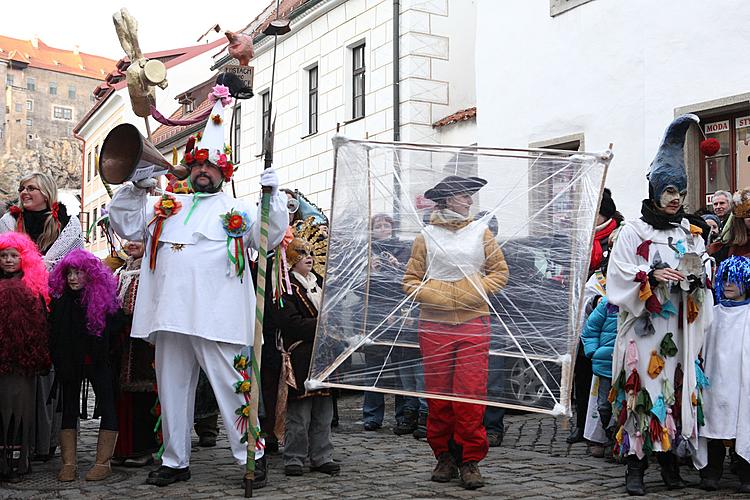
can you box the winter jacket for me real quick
[273,273,326,400]
[403,215,508,325]
[581,297,618,379]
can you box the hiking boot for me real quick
[656,452,685,489]
[146,466,191,486]
[430,452,458,482]
[590,443,606,458]
[413,411,427,440]
[459,461,484,489]
[487,430,504,447]
[253,455,268,489]
[310,461,341,475]
[625,455,647,496]
[393,409,418,436]
[284,464,304,476]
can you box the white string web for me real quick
[307,136,611,415]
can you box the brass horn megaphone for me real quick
[99,123,188,185]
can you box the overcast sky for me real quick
[5,0,269,60]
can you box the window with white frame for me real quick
[233,104,241,164]
[261,90,271,143]
[308,65,318,135]
[352,43,365,120]
[26,100,33,112]
[68,86,76,99]
[53,106,73,120]
[26,77,35,91]
[49,81,57,95]
[87,151,92,182]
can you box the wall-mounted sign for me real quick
[706,193,714,207]
[736,116,750,129]
[705,120,730,134]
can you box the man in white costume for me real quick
[607,114,713,496]
[108,86,288,487]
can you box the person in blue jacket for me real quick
[581,293,618,446]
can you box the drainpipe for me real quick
[73,132,86,239]
[392,0,402,225]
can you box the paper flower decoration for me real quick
[700,138,721,157]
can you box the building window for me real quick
[92,207,98,240]
[308,65,318,135]
[233,104,241,164]
[94,145,99,177]
[26,119,33,127]
[68,86,76,99]
[699,114,750,206]
[99,204,106,238]
[15,102,22,113]
[5,74,13,86]
[26,78,35,91]
[87,151,92,182]
[53,106,73,120]
[49,81,57,95]
[352,44,365,120]
[261,91,271,142]
[183,100,194,114]
[26,100,33,112]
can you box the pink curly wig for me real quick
[49,249,120,336]
[0,231,50,304]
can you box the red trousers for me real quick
[419,317,490,463]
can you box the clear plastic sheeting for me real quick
[308,136,611,415]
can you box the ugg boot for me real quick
[656,452,685,489]
[84,430,118,481]
[625,455,647,496]
[57,429,77,482]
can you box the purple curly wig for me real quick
[49,249,119,336]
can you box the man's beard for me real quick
[193,174,222,193]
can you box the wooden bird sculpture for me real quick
[113,8,168,117]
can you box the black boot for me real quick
[413,410,427,440]
[394,409,418,436]
[737,454,750,493]
[699,439,725,491]
[625,455,647,496]
[254,455,268,489]
[656,452,685,489]
[566,424,584,444]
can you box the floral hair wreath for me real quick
[180,134,236,182]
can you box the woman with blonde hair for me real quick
[0,171,84,463]
[0,171,84,270]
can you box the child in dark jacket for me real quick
[581,296,618,444]
[274,238,339,477]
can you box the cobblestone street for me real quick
[0,392,737,499]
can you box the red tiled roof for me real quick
[0,35,116,80]
[433,107,477,128]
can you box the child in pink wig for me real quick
[0,232,50,482]
[48,249,122,482]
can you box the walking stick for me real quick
[244,2,289,496]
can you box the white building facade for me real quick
[222,0,478,212]
[476,0,750,220]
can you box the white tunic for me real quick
[694,302,750,467]
[607,218,713,456]
[108,184,288,346]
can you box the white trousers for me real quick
[154,331,263,468]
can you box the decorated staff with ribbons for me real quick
[108,85,288,488]
[607,114,713,496]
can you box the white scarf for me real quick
[291,270,322,311]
